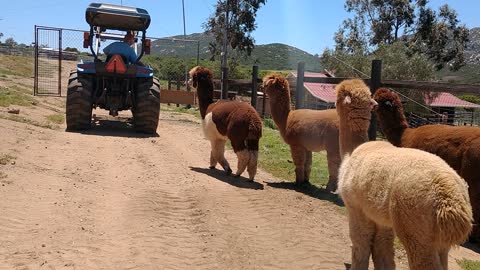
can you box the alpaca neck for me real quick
[196,81,214,119]
[339,114,370,157]
[268,94,290,137]
[378,111,409,147]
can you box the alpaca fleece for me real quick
[374,88,480,242]
[189,66,262,181]
[263,73,340,191]
[338,141,472,270]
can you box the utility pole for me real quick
[182,0,189,91]
[220,0,229,100]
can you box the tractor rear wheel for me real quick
[66,72,93,131]
[133,77,160,134]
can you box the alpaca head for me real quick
[262,74,290,100]
[188,66,213,91]
[335,79,377,117]
[373,88,407,124]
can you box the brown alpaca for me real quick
[374,88,480,242]
[263,74,341,190]
[335,79,377,158]
[189,66,262,181]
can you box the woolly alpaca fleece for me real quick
[374,88,480,242]
[262,73,340,190]
[335,79,376,158]
[189,66,262,181]
[338,141,472,270]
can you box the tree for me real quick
[203,0,266,60]
[0,32,3,43]
[64,47,79,53]
[320,42,434,81]
[335,0,468,70]
[4,37,17,47]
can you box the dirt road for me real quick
[0,104,478,269]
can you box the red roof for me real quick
[425,92,480,108]
[291,72,337,103]
[290,72,480,108]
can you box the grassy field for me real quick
[457,259,480,270]
[0,55,33,78]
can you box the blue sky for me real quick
[1,0,480,55]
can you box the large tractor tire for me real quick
[66,72,93,131]
[133,77,160,134]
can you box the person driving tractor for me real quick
[103,31,138,64]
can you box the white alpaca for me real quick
[338,141,472,270]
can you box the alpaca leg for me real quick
[347,207,375,270]
[209,150,217,169]
[398,237,442,270]
[290,145,307,184]
[372,226,396,270]
[212,139,231,175]
[231,139,248,178]
[247,151,258,181]
[304,151,312,182]
[233,149,249,178]
[325,148,341,192]
[438,248,449,270]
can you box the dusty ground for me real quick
[0,80,479,269]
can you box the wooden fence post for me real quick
[251,65,258,109]
[296,62,305,109]
[368,59,382,141]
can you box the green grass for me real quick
[457,259,480,270]
[46,113,64,125]
[0,55,34,78]
[0,154,15,165]
[0,86,35,107]
[258,127,329,187]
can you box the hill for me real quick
[150,32,322,72]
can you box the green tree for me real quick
[4,37,17,47]
[203,0,266,60]
[64,47,79,53]
[336,0,468,70]
[320,42,434,81]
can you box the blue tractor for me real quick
[66,3,160,133]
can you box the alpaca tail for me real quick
[435,174,473,246]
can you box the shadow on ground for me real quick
[462,240,480,254]
[66,115,159,138]
[264,181,344,207]
[190,166,264,190]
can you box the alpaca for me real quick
[374,88,480,242]
[262,74,341,190]
[338,141,472,270]
[335,79,377,158]
[189,66,262,181]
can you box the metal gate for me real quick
[34,25,62,96]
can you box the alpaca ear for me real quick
[370,99,378,110]
[343,95,351,105]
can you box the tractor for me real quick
[66,2,160,133]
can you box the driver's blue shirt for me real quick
[103,42,137,64]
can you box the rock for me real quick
[7,108,20,114]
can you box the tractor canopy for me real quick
[85,3,151,31]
